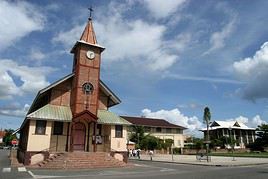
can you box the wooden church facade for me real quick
[18,18,130,165]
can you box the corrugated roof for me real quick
[26,106,130,126]
[27,104,72,122]
[97,110,131,125]
[121,116,187,129]
[200,120,255,131]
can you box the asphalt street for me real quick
[1,149,268,179]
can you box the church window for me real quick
[115,125,123,138]
[82,82,94,95]
[35,120,46,135]
[53,122,63,135]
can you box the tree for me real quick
[249,124,268,151]
[193,137,204,150]
[129,126,145,149]
[3,129,16,146]
[256,124,268,146]
[140,135,158,150]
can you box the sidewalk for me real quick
[130,154,268,167]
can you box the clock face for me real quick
[86,50,95,59]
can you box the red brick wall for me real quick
[70,45,102,115]
[50,79,71,106]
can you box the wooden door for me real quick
[72,122,86,151]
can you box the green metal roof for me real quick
[97,110,131,125]
[26,105,130,125]
[27,104,72,122]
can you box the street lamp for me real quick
[228,126,235,161]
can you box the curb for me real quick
[129,158,268,167]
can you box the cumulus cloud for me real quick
[142,0,187,19]
[0,59,54,99]
[52,2,187,72]
[0,0,45,51]
[0,103,30,117]
[29,48,46,61]
[141,108,203,136]
[230,115,266,128]
[233,42,268,100]
[52,24,84,49]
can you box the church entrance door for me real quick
[72,122,86,151]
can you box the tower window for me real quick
[82,82,94,95]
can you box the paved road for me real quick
[1,149,268,179]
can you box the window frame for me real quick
[115,125,123,138]
[166,128,172,133]
[53,121,64,135]
[156,127,162,133]
[97,124,102,135]
[35,120,47,135]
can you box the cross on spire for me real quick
[88,6,94,20]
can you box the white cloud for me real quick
[29,48,46,62]
[204,17,236,55]
[52,24,84,48]
[0,1,45,50]
[163,72,244,84]
[0,71,19,99]
[141,108,203,136]
[0,59,54,99]
[234,42,268,78]
[233,42,268,100]
[230,115,266,128]
[52,2,187,72]
[142,0,187,19]
[0,103,30,117]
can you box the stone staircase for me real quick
[32,152,126,169]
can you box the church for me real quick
[17,16,131,166]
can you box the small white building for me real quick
[200,121,256,149]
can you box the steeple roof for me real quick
[80,19,97,44]
[71,18,105,53]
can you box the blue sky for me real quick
[0,0,268,136]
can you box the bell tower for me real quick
[70,17,105,116]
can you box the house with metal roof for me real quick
[122,116,187,148]
[200,120,256,149]
[17,17,131,166]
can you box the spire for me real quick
[80,7,97,44]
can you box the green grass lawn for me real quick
[210,152,268,158]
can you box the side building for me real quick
[121,116,187,148]
[200,120,256,149]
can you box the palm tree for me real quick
[203,107,211,162]
[203,107,211,142]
